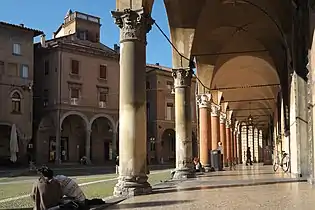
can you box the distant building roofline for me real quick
[0,21,43,37]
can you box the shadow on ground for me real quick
[107,200,191,209]
[152,179,307,195]
[0,164,174,178]
[198,171,276,178]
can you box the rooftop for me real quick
[0,21,43,37]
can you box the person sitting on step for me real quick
[31,166,63,210]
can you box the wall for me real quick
[0,26,35,149]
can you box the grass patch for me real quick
[0,171,171,209]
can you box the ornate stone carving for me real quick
[197,94,211,108]
[220,112,226,124]
[211,103,220,117]
[226,119,231,128]
[172,69,193,88]
[111,8,154,42]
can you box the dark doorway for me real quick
[104,142,110,161]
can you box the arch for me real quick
[115,121,119,133]
[9,89,23,99]
[161,128,176,161]
[59,111,89,130]
[89,114,116,131]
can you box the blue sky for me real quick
[0,0,172,67]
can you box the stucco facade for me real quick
[33,11,120,164]
[0,22,42,163]
[146,64,197,164]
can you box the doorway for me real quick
[49,136,69,162]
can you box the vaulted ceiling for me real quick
[164,0,294,129]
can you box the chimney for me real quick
[40,34,46,47]
[114,44,120,53]
[19,24,24,27]
[155,63,160,66]
[52,32,56,39]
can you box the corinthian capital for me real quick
[220,112,226,124]
[226,119,231,128]
[172,69,193,88]
[211,103,220,117]
[111,8,154,42]
[197,94,211,108]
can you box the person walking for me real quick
[246,147,253,166]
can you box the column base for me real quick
[203,164,212,172]
[113,175,152,197]
[172,168,196,180]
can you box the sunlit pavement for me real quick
[108,164,315,210]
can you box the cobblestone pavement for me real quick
[108,165,315,210]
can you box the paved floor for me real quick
[108,165,315,209]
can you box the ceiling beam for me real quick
[192,49,268,57]
[225,98,275,103]
[212,84,280,91]
[234,114,270,118]
[232,108,272,111]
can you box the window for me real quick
[99,88,109,102]
[150,142,155,151]
[0,61,4,75]
[99,65,107,79]
[147,103,150,120]
[44,60,49,75]
[43,89,49,107]
[21,65,29,78]
[70,88,79,99]
[71,60,79,75]
[96,33,100,42]
[78,31,87,40]
[11,92,21,113]
[13,43,21,55]
[166,81,173,90]
[8,63,18,76]
[166,102,173,120]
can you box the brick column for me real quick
[210,103,220,151]
[219,112,227,164]
[197,94,211,171]
[234,129,238,163]
[226,119,232,163]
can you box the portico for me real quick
[112,0,315,196]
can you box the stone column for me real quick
[219,112,227,164]
[85,129,91,161]
[111,8,153,196]
[211,103,221,150]
[225,120,232,163]
[197,94,211,171]
[172,68,195,179]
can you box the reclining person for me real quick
[54,174,86,204]
[31,166,63,210]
